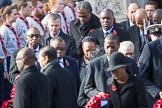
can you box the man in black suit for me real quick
[38,46,76,108]
[50,37,80,104]
[84,34,120,99]
[139,34,162,108]
[44,13,77,58]
[84,34,138,100]
[14,47,50,108]
[127,9,150,60]
[9,27,43,84]
[69,1,100,47]
[120,2,139,30]
[89,8,128,48]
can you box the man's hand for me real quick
[159,91,162,98]
[15,74,20,80]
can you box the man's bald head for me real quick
[153,9,162,24]
[135,9,148,30]
[135,9,147,20]
[16,47,35,71]
[26,27,40,36]
[25,27,41,49]
[17,47,35,61]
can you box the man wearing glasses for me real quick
[9,27,43,84]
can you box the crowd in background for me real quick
[0,0,162,108]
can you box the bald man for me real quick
[39,46,76,108]
[152,9,162,24]
[120,2,139,30]
[127,9,150,60]
[14,47,50,108]
[9,27,43,84]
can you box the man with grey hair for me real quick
[118,41,135,59]
[69,1,100,47]
[45,13,77,58]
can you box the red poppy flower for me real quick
[65,60,70,66]
[112,30,117,35]
[153,98,162,108]
[89,29,94,33]
[111,84,117,92]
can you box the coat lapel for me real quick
[102,55,112,78]
[157,37,162,56]
[108,78,122,108]
[119,76,134,94]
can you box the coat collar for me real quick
[20,65,38,76]
[157,37,162,56]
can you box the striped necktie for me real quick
[61,11,69,34]
[0,35,7,56]
[17,15,29,29]
[5,23,21,48]
[30,16,46,34]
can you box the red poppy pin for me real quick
[89,29,94,33]
[111,84,117,92]
[65,60,70,66]
[112,30,117,35]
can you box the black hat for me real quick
[146,24,162,34]
[107,52,130,72]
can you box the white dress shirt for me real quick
[59,58,64,68]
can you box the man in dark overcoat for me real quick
[139,36,162,108]
[39,46,76,108]
[14,47,50,108]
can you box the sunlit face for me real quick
[25,29,41,49]
[150,34,161,41]
[52,0,65,12]
[122,48,134,58]
[50,40,66,59]
[100,11,114,31]
[24,1,32,17]
[127,3,139,23]
[112,66,126,80]
[38,53,47,68]
[9,9,17,23]
[82,41,96,61]
[76,9,91,25]
[104,39,119,57]
[47,18,61,35]
[135,17,148,31]
[16,53,24,71]
[145,5,155,20]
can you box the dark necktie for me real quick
[5,23,21,48]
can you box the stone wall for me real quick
[86,0,148,22]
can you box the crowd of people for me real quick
[0,0,162,108]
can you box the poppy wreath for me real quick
[85,93,109,108]
[153,98,162,108]
[1,85,16,108]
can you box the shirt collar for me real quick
[129,20,134,27]
[40,59,58,73]
[102,26,114,34]
[50,30,60,37]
